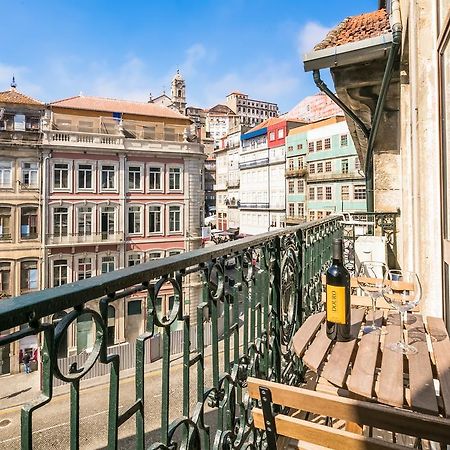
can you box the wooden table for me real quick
[292,309,450,419]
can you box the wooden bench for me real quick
[248,377,450,449]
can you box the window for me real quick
[78,164,93,190]
[54,163,69,189]
[341,159,349,174]
[298,156,304,169]
[340,134,348,147]
[317,187,323,200]
[0,207,11,240]
[288,159,294,170]
[128,253,142,266]
[20,207,38,239]
[317,162,323,173]
[127,300,142,316]
[168,250,182,256]
[309,187,315,200]
[100,206,115,238]
[341,185,350,201]
[149,205,162,233]
[354,184,366,200]
[164,127,175,141]
[324,138,331,149]
[289,203,295,216]
[107,305,115,345]
[128,205,142,235]
[309,211,315,221]
[101,256,115,274]
[21,261,38,292]
[297,144,303,150]
[169,205,181,232]
[53,259,68,287]
[101,165,116,190]
[288,180,294,194]
[308,142,314,153]
[128,166,141,190]
[0,161,12,188]
[53,207,68,237]
[78,206,92,236]
[78,120,93,133]
[355,157,361,171]
[22,162,38,187]
[316,140,323,151]
[78,257,92,280]
[309,163,315,174]
[317,211,324,219]
[148,251,162,260]
[149,167,162,190]
[169,167,181,190]
[297,179,304,193]
[277,128,284,139]
[287,145,293,152]
[325,186,332,200]
[269,131,275,141]
[297,203,304,217]
[0,262,11,296]
[325,161,332,172]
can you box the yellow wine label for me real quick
[326,285,346,324]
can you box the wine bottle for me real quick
[326,238,351,341]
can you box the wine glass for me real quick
[357,261,388,334]
[382,270,421,354]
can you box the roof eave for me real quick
[303,32,393,72]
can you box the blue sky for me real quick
[2,0,377,113]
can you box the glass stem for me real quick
[399,310,405,347]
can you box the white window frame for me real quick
[99,204,118,238]
[76,255,94,280]
[51,204,72,237]
[127,204,143,236]
[100,163,118,192]
[51,257,71,287]
[127,163,144,192]
[100,254,116,274]
[76,161,95,192]
[167,165,183,192]
[52,161,72,192]
[148,203,163,234]
[148,164,164,192]
[127,252,144,266]
[277,128,284,139]
[147,250,164,260]
[0,161,13,189]
[76,204,95,238]
[340,134,349,147]
[167,203,183,234]
[167,249,183,257]
[21,161,38,188]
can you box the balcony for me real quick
[227,179,240,188]
[286,215,307,224]
[239,201,270,209]
[307,170,363,181]
[285,168,307,178]
[46,231,124,246]
[0,214,438,449]
[45,130,124,147]
[238,157,269,170]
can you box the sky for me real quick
[2,0,378,113]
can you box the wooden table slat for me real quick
[426,316,450,417]
[377,313,404,407]
[292,311,326,357]
[405,315,439,415]
[321,308,366,388]
[302,323,333,372]
[346,310,384,399]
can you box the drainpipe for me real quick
[312,0,402,212]
[365,0,402,211]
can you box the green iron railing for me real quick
[0,217,342,449]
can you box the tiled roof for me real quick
[249,117,284,132]
[50,95,189,120]
[207,104,236,115]
[314,9,390,51]
[0,88,43,106]
[283,92,343,123]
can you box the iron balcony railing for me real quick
[0,217,342,449]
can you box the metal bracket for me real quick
[259,386,277,449]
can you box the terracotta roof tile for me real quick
[0,88,43,106]
[314,9,390,51]
[50,95,189,120]
[283,92,343,123]
[207,104,236,115]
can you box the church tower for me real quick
[171,69,186,114]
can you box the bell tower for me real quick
[171,69,186,114]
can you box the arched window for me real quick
[177,89,182,97]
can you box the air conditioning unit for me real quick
[354,236,387,269]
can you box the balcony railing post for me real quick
[270,236,282,382]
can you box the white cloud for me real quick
[180,43,207,77]
[297,21,331,56]
[0,63,43,98]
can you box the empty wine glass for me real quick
[382,270,421,354]
[357,261,388,334]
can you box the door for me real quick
[438,6,450,331]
